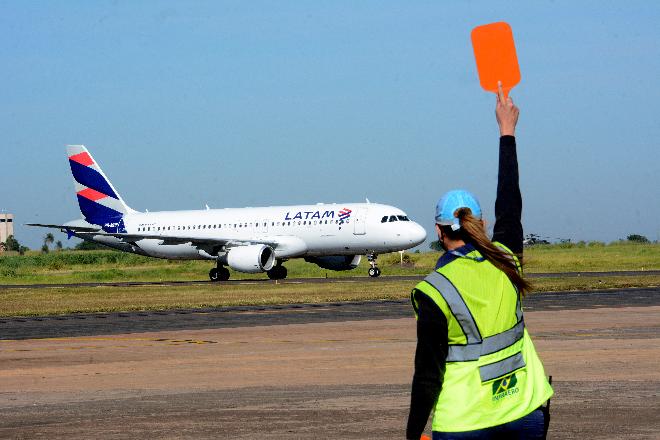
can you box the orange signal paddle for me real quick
[420,435,431,440]
[471,22,521,98]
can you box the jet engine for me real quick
[223,244,276,273]
[305,255,361,271]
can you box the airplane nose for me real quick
[409,222,427,245]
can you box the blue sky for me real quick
[1,1,659,249]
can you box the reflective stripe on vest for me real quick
[424,271,482,344]
[423,271,525,363]
[479,351,526,382]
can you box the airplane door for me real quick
[353,208,366,235]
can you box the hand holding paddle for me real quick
[496,81,519,136]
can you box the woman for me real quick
[406,85,553,440]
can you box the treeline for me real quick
[1,235,114,254]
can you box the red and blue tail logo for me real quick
[67,145,131,233]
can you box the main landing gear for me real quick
[209,265,230,282]
[267,261,288,280]
[367,253,381,278]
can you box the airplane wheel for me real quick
[368,267,381,277]
[210,267,230,282]
[218,267,230,281]
[267,265,287,280]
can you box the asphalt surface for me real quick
[2,287,658,340]
[1,270,658,290]
[2,287,659,439]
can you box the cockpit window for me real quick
[389,215,398,222]
[381,216,388,223]
[397,215,409,221]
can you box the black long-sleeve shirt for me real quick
[406,135,522,439]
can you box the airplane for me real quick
[28,145,427,281]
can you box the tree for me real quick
[43,233,55,252]
[41,244,49,253]
[4,235,29,255]
[3,235,21,252]
[55,240,63,251]
[627,234,649,243]
[429,240,444,252]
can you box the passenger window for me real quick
[381,216,388,223]
[389,215,398,222]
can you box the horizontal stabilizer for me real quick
[26,223,101,232]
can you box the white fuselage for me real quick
[88,202,426,260]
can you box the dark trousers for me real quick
[432,408,546,440]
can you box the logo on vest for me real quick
[491,373,519,402]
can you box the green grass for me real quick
[1,242,659,285]
[2,242,658,316]
[523,241,660,272]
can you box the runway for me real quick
[1,269,658,290]
[1,287,658,340]
[1,288,659,439]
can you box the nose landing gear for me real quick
[367,253,381,277]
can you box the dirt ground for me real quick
[1,305,659,439]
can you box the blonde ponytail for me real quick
[451,208,531,295]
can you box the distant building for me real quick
[0,213,14,247]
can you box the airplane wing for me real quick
[26,223,101,233]
[75,231,279,249]
[27,225,302,256]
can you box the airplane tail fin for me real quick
[66,145,135,232]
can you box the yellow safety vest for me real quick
[411,243,553,432]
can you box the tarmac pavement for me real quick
[1,288,659,439]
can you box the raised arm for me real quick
[491,82,523,255]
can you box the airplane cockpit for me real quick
[380,214,411,223]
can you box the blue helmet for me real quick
[435,189,482,230]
